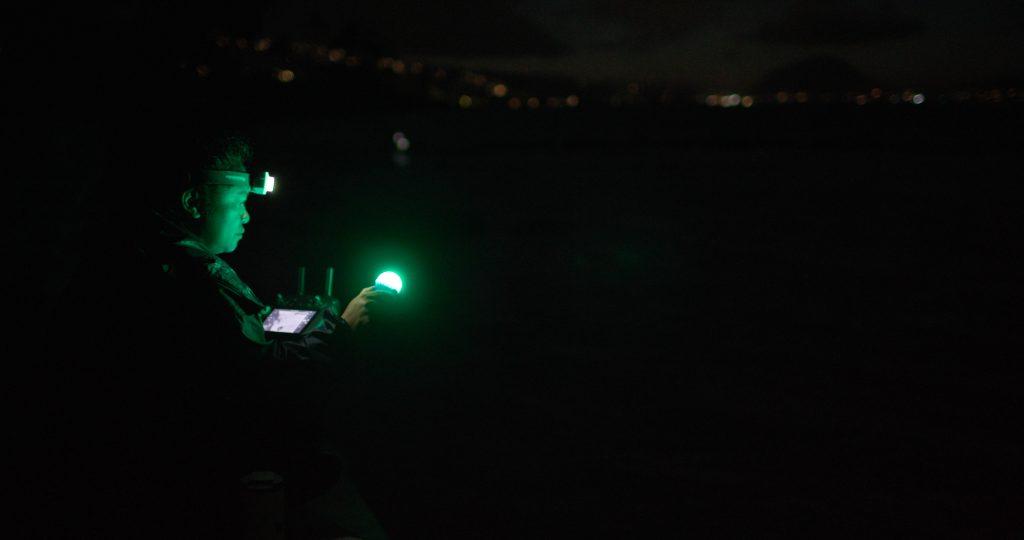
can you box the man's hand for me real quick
[340,287,387,331]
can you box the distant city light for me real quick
[183,34,1017,112]
[393,132,410,151]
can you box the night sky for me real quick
[8,1,1020,95]
[256,0,1023,90]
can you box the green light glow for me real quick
[264,172,275,193]
[375,271,403,293]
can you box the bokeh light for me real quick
[276,69,295,83]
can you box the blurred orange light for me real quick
[392,60,406,74]
[776,91,789,103]
[255,38,272,52]
[508,97,522,110]
[277,69,295,83]
[741,96,754,108]
[458,95,473,108]
[706,95,720,106]
[328,49,345,62]
[195,64,210,77]
[377,57,393,70]
[235,38,249,49]
[856,95,867,106]
[492,84,508,97]
[215,36,229,48]
[345,56,361,67]
[411,62,424,74]
[566,94,580,107]
[527,97,540,109]
[796,91,809,103]
[870,87,882,99]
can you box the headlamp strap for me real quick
[200,170,250,186]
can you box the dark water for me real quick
[35,105,1023,537]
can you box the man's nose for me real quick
[242,208,251,224]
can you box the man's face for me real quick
[198,184,251,255]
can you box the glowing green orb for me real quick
[375,271,403,293]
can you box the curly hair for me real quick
[192,132,253,174]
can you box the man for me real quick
[52,133,388,539]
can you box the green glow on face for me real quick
[375,271,403,293]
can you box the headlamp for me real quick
[200,170,276,195]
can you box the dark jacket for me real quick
[42,214,363,538]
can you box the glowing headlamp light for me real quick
[200,170,276,195]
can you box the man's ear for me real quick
[181,188,201,219]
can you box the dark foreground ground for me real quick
[35,104,1023,537]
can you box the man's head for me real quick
[180,134,254,255]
